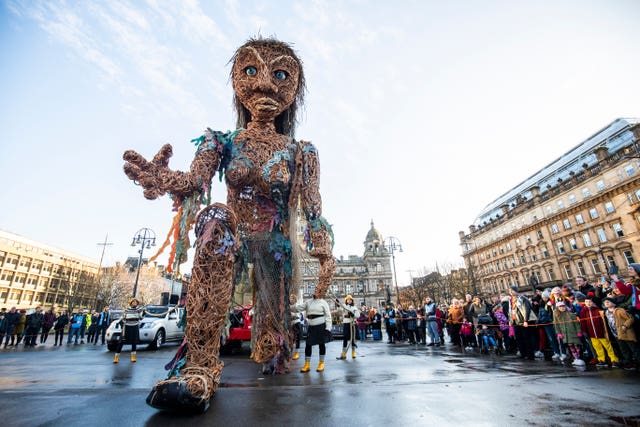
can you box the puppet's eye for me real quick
[274,70,288,80]
[245,66,257,76]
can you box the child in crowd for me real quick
[553,301,584,366]
[579,294,619,367]
[492,305,509,352]
[603,297,639,370]
[477,324,499,355]
[461,318,474,351]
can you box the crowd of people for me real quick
[0,306,113,348]
[353,265,639,371]
[2,265,639,374]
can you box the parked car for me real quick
[105,305,185,351]
[220,305,252,354]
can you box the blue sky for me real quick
[1,0,639,287]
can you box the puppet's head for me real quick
[231,37,305,136]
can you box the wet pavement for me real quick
[0,338,638,426]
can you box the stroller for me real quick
[476,313,500,355]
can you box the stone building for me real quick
[460,118,640,295]
[0,229,100,311]
[299,221,394,309]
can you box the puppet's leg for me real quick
[248,232,291,374]
[146,204,238,413]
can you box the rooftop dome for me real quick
[365,220,383,243]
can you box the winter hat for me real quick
[603,297,617,306]
[629,263,640,276]
[574,291,586,302]
[556,301,566,307]
[542,290,551,299]
[585,292,595,300]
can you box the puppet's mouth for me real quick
[254,97,279,111]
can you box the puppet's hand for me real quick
[123,144,174,200]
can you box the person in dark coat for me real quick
[40,307,57,344]
[54,311,69,346]
[24,306,44,347]
[3,307,20,347]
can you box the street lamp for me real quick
[461,237,478,296]
[384,236,402,306]
[130,228,156,298]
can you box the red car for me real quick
[221,305,252,354]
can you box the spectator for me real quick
[14,309,27,345]
[67,311,84,345]
[356,311,368,341]
[40,307,56,344]
[54,311,69,346]
[611,264,640,340]
[538,291,561,360]
[553,301,584,366]
[87,311,100,344]
[404,305,418,345]
[447,299,464,347]
[3,307,20,347]
[383,304,397,344]
[424,297,440,346]
[579,294,619,368]
[416,306,426,345]
[508,286,537,360]
[603,297,639,370]
[492,304,510,353]
[0,308,7,346]
[80,310,90,344]
[371,308,382,341]
[96,306,111,345]
[24,306,44,347]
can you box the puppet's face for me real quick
[232,45,300,122]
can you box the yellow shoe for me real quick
[131,353,136,363]
[316,361,325,372]
[249,353,254,359]
[352,349,356,359]
[300,360,311,372]
[113,354,119,364]
[292,351,300,360]
[336,351,347,360]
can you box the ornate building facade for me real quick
[460,118,640,295]
[300,221,394,308]
[0,229,100,310]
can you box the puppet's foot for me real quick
[146,368,217,413]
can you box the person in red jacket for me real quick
[578,294,619,367]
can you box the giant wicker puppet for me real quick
[122,38,335,413]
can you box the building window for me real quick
[569,238,578,250]
[525,235,532,244]
[510,258,516,267]
[612,223,624,237]
[0,271,14,282]
[542,246,549,258]
[563,265,572,279]
[596,179,605,191]
[604,201,615,214]
[563,219,571,230]
[520,255,526,265]
[606,255,616,269]
[624,164,635,176]
[575,214,584,225]
[590,259,602,274]
[537,230,543,239]
[556,241,565,254]
[635,189,640,202]
[547,268,555,281]
[589,208,599,219]
[531,254,538,262]
[551,224,559,233]
[499,246,504,254]
[596,228,607,243]
[569,194,577,204]
[546,206,553,215]
[557,200,564,209]
[582,188,591,198]
[623,251,635,265]
[506,243,511,251]
[582,233,592,247]
[515,239,520,247]
[577,261,586,276]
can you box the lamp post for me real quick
[130,228,156,298]
[384,236,402,306]
[462,238,478,296]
